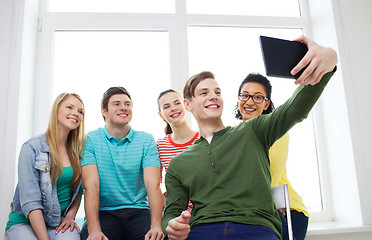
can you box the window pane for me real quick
[53,31,171,219]
[49,0,175,13]
[187,0,301,17]
[53,31,170,150]
[188,26,322,212]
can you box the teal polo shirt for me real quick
[82,126,160,210]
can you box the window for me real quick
[35,0,327,221]
[53,31,171,138]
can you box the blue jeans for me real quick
[279,210,308,240]
[5,223,80,240]
[81,208,151,240]
[186,222,280,240]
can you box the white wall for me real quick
[0,0,371,239]
[0,0,24,233]
[305,0,372,238]
[0,0,38,236]
[334,0,372,225]
[306,0,360,225]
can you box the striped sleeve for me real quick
[157,136,192,183]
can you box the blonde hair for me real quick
[45,93,85,189]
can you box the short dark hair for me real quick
[183,71,215,100]
[101,87,132,121]
[234,73,275,120]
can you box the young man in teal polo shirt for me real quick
[162,36,338,240]
[81,87,164,240]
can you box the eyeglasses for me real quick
[238,93,268,103]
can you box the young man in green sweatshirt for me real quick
[162,36,338,240]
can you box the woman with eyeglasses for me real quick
[234,73,309,240]
[156,89,199,211]
[5,93,85,240]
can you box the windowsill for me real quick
[307,222,372,236]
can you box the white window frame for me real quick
[34,0,332,222]
[4,0,372,237]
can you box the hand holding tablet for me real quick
[260,35,308,79]
[260,35,337,85]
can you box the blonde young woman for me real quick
[156,89,199,210]
[234,73,309,240]
[5,93,85,240]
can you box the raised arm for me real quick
[144,166,164,240]
[252,37,338,149]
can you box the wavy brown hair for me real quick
[45,93,85,189]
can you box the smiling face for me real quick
[102,94,133,127]
[57,96,84,132]
[185,78,223,121]
[238,82,270,121]
[158,91,186,127]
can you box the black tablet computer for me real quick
[259,36,308,79]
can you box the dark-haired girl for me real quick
[156,89,198,210]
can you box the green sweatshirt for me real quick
[162,71,335,238]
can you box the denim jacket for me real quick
[10,134,82,227]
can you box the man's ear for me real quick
[102,108,108,119]
[184,99,192,112]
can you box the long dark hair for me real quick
[234,73,275,120]
[157,89,178,135]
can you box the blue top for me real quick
[7,134,82,229]
[81,126,160,210]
